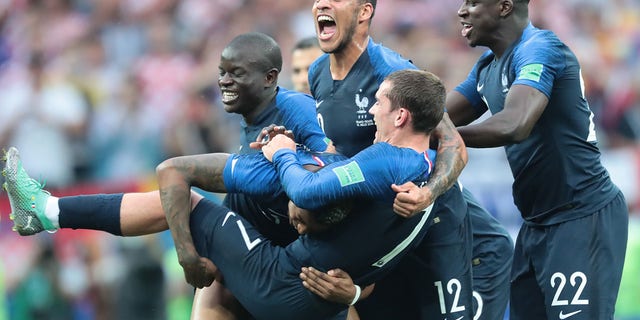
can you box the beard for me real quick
[324,15,359,54]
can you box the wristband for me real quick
[349,285,362,306]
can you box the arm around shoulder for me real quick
[392,113,467,217]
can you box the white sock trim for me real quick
[45,196,60,228]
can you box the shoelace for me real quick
[24,176,51,196]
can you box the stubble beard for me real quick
[324,17,358,55]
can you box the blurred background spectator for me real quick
[0,0,638,319]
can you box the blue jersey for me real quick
[286,197,440,287]
[236,86,328,154]
[309,39,416,157]
[455,23,620,225]
[271,143,434,211]
[224,87,329,244]
[223,148,347,199]
[222,144,443,288]
[223,148,349,245]
[225,145,435,209]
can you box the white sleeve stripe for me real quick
[371,203,434,268]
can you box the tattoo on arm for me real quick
[428,116,467,198]
[160,183,196,258]
[158,161,198,261]
[173,153,228,193]
[157,153,230,262]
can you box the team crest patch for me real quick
[518,63,543,82]
[332,161,365,187]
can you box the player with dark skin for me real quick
[395,0,629,319]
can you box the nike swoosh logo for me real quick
[559,310,582,319]
[315,100,323,109]
[476,82,484,92]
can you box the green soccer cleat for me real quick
[2,147,56,235]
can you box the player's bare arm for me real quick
[156,153,230,288]
[444,90,479,126]
[457,85,549,148]
[392,113,467,217]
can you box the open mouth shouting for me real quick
[317,14,337,41]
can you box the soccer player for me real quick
[300,0,512,318]
[283,6,513,317]
[395,0,629,319]
[215,32,332,247]
[291,37,323,94]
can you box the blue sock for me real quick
[59,194,124,236]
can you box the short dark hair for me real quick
[314,199,353,226]
[227,32,283,72]
[293,37,320,51]
[303,164,353,226]
[514,0,530,16]
[384,70,445,134]
[366,0,377,10]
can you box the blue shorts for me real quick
[466,188,513,320]
[189,199,347,320]
[510,191,628,320]
[470,232,513,320]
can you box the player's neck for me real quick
[387,132,430,153]
[243,89,278,125]
[329,34,369,80]
[491,19,529,59]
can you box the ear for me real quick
[395,108,410,127]
[265,68,279,87]
[359,2,374,23]
[499,0,514,17]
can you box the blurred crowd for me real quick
[0,0,638,319]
